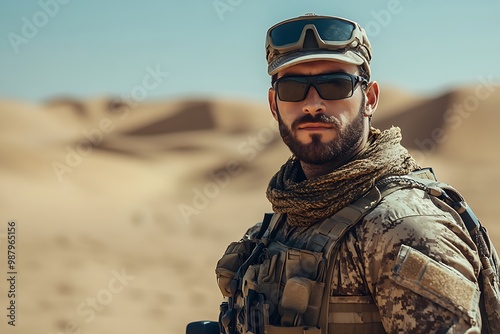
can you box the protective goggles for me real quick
[266,15,371,59]
[273,72,367,102]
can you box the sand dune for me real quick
[0,85,499,334]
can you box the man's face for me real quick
[268,60,372,165]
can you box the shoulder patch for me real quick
[390,244,480,325]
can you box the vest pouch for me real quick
[281,276,313,315]
[280,276,325,327]
[257,250,279,284]
[280,276,312,326]
[303,280,324,326]
[242,264,259,298]
[245,290,269,334]
[254,252,284,324]
[216,240,256,297]
[241,260,280,333]
[285,248,324,281]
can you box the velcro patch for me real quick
[391,244,480,325]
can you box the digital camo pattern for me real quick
[481,229,500,333]
[273,187,484,333]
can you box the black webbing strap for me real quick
[256,213,275,240]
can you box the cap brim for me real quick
[268,50,365,75]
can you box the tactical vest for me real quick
[216,169,500,334]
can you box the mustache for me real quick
[291,113,341,131]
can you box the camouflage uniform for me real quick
[270,186,484,333]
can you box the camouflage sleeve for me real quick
[359,188,482,333]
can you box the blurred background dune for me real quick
[1,84,500,334]
[1,1,500,334]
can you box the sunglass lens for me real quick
[277,78,308,102]
[316,75,354,100]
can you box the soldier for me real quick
[214,14,499,334]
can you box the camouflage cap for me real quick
[266,14,372,78]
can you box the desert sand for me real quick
[0,84,499,334]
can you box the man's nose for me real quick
[302,85,326,115]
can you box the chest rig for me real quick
[217,181,388,334]
[216,168,499,334]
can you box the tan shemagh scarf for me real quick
[266,127,421,227]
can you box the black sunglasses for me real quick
[273,72,368,102]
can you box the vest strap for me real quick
[262,213,283,241]
[307,186,382,253]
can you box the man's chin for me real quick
[296,133,336,145]
[290,143,339,165]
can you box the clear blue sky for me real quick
[1,0,499,103]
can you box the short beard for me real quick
[277,96,366,165]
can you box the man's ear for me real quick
[268,87,279,120]
[364,81,380,117]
